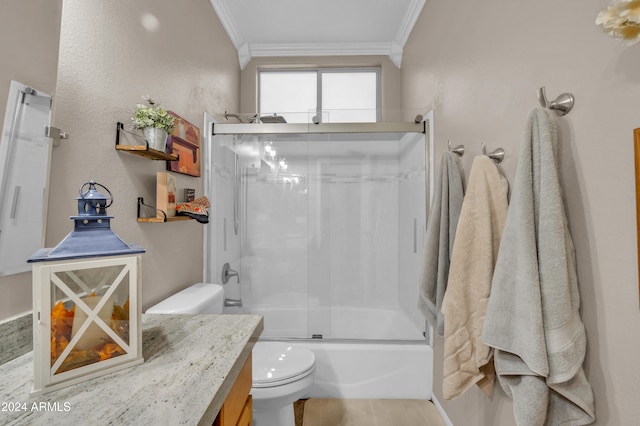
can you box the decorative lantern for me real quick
[28,181,145,395]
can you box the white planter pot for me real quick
[142,127,168,152]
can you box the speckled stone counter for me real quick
[0,313,32,365]
[0,314,263,426]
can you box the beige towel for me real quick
[418,152,464,337]
[441,155,508,400]
[482,108,595,425]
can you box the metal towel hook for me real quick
[537,87,574,116]
[448,140,465,157]
[481,142,505,163]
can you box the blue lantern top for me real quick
[28,181,144,262]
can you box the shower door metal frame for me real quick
[212,121,425,136]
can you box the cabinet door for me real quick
[236,395,252,426]
[215,354,252,426]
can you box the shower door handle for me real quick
[413,218,417,254]
[233,153,240,235]
[9,186,20,219]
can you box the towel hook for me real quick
[537,87,574,116]
[481,142,505,163]
[448,140,465,157]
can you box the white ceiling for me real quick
[209,0,426,69]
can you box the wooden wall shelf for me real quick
[117,120,191,224]
[137,197,193,223]
[115,122,179,161]
[116,145,178,161]
[137,216,192,223]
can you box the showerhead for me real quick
[259,114,287,124]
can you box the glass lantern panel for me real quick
[50,265,131,374]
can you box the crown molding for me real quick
[209,0,244,48]
[238,43,251,70]
[389,41,404,68]
[242,42,403,69]
[250,42,391,57]
[395,0,426,46]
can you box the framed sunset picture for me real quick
[166,111,201,177]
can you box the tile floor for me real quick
[295,399,447,426]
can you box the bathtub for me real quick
[245,305,426,341]
[231,305,433,399]
[288,341,433,399]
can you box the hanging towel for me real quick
[482,108,595,425]
[441,155,509,400]
[417,151,464,337]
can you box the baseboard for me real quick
[431,394,453,426]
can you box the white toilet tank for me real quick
[146,283,224,314]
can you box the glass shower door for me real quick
[209,123,427,342]
[241,136,311,338]
[306,132,426,341]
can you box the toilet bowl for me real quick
[146,283,316,426]
[251,341,316,426]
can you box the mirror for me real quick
[0,81,53,276]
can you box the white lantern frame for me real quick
[31,254,143,395]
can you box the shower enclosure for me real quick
[205,120,429,343]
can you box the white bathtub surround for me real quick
[0,314,263,425]
[253,306,424,341]
[217,132,427,341]
[418,151,464,338]
[483,109,595,425]
[441,155,508,400]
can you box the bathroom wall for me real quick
[0,0,240,321]
[402,0,640,424]
[0,0,63,320]
[0,0,62,132]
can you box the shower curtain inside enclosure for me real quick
[209,126,427,341]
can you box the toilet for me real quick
[251,341,316,426]
[146,283,316,426]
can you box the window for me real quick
[259,68,380,124]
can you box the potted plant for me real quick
[131,96,176,152]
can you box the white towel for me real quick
[482,108,595,425]
[418,151,464,337]
[441,155,509,400]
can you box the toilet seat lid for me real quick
[252,342,316,386]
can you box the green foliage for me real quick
[131,97,176,133]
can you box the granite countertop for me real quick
[0,314,263,426]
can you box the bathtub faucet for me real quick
[224,298,243,307]
[221,262,239,284]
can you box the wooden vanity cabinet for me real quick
[214,353,252,426]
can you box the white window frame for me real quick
[258,67,381,123]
